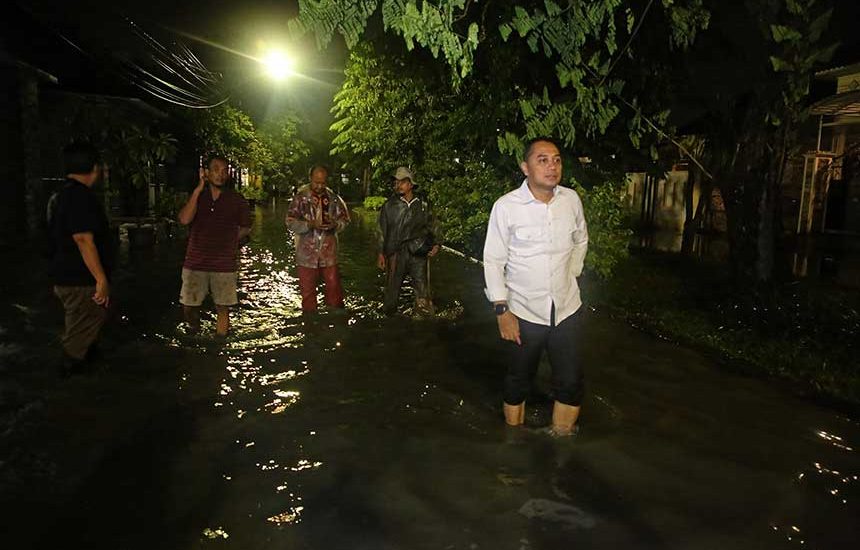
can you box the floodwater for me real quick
[2,201,859,549]
[634,228,860,288]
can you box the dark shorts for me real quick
[503,309,585,407]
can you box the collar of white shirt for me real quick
[515,179,559,203]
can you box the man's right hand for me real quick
[497,311,521,345]
[308,218,333,231]
[93,278,110,308]
[377,253,386,271]
[196,168,207,193]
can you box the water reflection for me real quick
[816,430,854,452]
[633,229,729,261]
[267,506,304,525]
[5,201,860,549]
[634,229,860,287]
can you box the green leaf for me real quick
[814,42,839,64]
[808,8,833,44]
[785,0,804,16]
[467,22,478,46]
[498,23,512,41]
[770,24,802,44]
[520,98,536,118]
[769,55,791,72]
[513,6,533,37]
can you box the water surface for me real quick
[1,202,858,549]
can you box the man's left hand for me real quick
[428,245,440,257]
[93,278,110,308]
[309,218,334,231]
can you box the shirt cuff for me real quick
[484,287,508,303]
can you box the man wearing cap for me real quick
[377,166,441,315]
[483,137,588,437]
[286,164,350,313]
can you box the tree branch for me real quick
[617,96,715,181]
[598,0,655,87]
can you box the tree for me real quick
[668,0,836,280]
[330,43,631,269]
[259,113,311,195]
[300,0,709,272]
[303,0,836,281]
[109,125,177,216]
[186,103,270,172]
[330,43,522,251]
[296,0,710,154]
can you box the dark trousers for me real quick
[383,252,429,313]
[298,265,345,312]
[504,310,585,406]
[54,285,108,360]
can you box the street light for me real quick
[262,49,294,80]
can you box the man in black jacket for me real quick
[377,166,441,315]
[49,142,114,375]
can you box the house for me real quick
[624,162,727,256]
[798,62,860,235]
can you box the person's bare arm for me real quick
[72,232,110,306]
[178,168,206,225]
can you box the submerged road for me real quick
[1,201,859,549]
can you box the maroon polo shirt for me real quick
[183,188,251,272]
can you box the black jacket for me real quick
[377,195,441,256]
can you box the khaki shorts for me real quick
[180,268,238,306]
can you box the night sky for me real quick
[4,0,860,138]
[5,0,348,143]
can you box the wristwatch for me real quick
[494,303,509,316]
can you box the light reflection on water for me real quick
[11,200,854,548]
[163,205,377,542]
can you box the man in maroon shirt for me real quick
[177,155,251,336]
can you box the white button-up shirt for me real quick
[483,179,588,326]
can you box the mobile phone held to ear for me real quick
[198,167,209,191]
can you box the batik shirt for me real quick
[286,184,350,268]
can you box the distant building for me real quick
[625,61,860,247]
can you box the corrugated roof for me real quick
[815,62,860,80]
[810,90,860,116]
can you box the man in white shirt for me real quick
[483,137,588,436]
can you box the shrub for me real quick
[363,195,387,210]
[240,186,268,201]
[571,178,632,279]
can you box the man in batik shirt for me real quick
[286,165,350,312]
